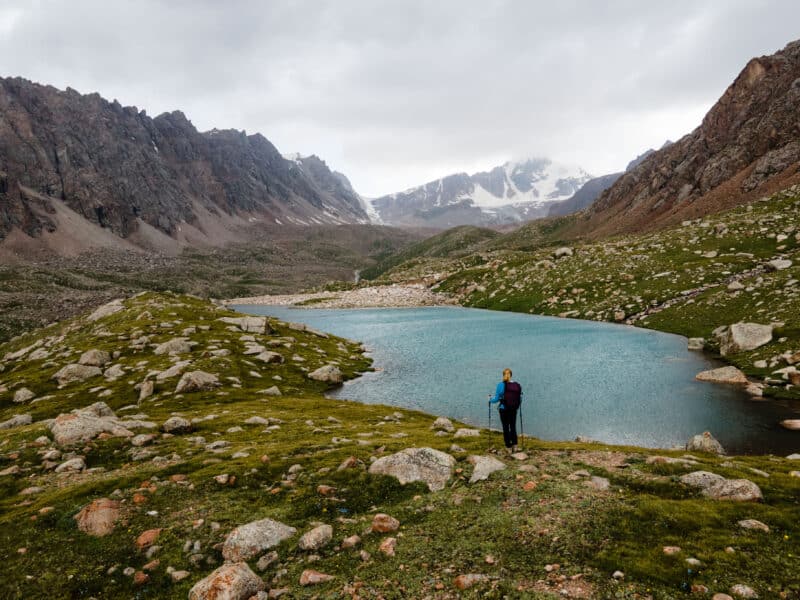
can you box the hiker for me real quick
[488,368,522,452]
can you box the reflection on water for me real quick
[234,305,799,455]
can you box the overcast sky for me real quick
[1,1,798,197]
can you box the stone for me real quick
[261,386,282,396]
[467,455,506,483]
[368,447,456,491]
[222,518,297,562]
[717,323,773,356]
[52,364,103,386]
[766,259,792,271]
[55,457,86,473]
[510,452,529,461]
[170,570,190,583]
[154,338,195,355]
[780,419,800,430]
[704,479,763,502]
[738,519,769,532]
[104,364,125,380]
[74,498,121,536]
[0,465,20,476]
[218,316,272,334]
[245,416,270,426]
[161,416,194,434]
[299,569,333,586]
[378,537,396,556]
[175,371,220,393]
[298,524,332,551]
[135,528,162,550]
[432,416,454,432]
[255,351,284,364]
[662,546,681,555]
[341,535,361,549]
[687,338,705,351]
[50,405,133,446]
[87,299,124,322]
[453,574,487,590]
[308,365,343,384]
[188,562,265,600]
[713,595,734,600]
[730,584,758,598]
[137,380,154,402]
[586,476,610,491]
[686,431,726,455]
[13,387,35,403]
[727,281,745,291]
[453,428,480,438]
[553,247,573,258]
[337,456,359,470]
[695,366,748,385]
[131,433,157,447]
[256,551,278,572]
[371,513,400,533]
[679,471,727,490]
[79,349,111,366]
[0,413,32,430]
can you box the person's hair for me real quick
[502,368,512,382]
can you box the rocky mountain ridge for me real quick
[578,39,800,237]
[0,77,369,253]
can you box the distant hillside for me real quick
[0,77,369,255]
[546,173,622,217]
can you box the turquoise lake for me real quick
[234,305,798,454]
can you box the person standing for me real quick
[489,368,522,452]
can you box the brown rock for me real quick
[378,537,397,556]
[299,569,334,586]
[133,571,149,586]
[135,528,162,550]
[188,562,265,600]
[371,513,400,533]
[453,574,487,590]
[74,498,121,536]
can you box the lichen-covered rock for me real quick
[704,479,763,502]
[153,337,196,355]
[432,416,454,432]
[297,524,332,551]
[368,447,456,491]
[74,498,121,536]
[254,351,284,364]
[50,405,133,446]
[679,471,727,490]
[716,323,773,356]
[0,413,32,430]
[299,569,333,586]
[467,455,506,483]
[222,518,297,562]
[52,364,102,386]
[371,513,400,533]
[188,562,265,600]
[686,431,726,455]
[13,387,35,403]
[161,416,194,434]
[175,371,220,394]
[79,349,111,366]
[308,365,343,384]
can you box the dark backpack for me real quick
[503,381,522,409]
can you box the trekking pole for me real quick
[519,404,524,451]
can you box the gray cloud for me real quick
[1,0,798,196]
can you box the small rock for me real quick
[432,416,454,432]
[135,528,162,550]
[13,388,35,403]
[729,584,758,598]
[453,573,487,590]
[371,513,400,533]
[662,546,681,555]
[222,518,297,562]
[161,416,194,434]
[686,431,726,455]
[74,498,121,536]
[175,371,220,394]
[454,428,480,438]
[307,365,343,384]
[695,366,748,385]
[378,536,396,556]
[79,349,111,366]
[341,535,361,549]
[737,519,769,533]
[188,562,265,599]
[299,569,334,586]
[467,455,506,483]
[298,524,332,551]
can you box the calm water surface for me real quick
[234,305,799,454]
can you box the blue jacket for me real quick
[489,381,521,410]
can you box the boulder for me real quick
[218,316,273,334]
[52,364,103,386]
[454,428,480,438]
[153,338,196,355]
[161,416,194,434]
[13,387,35,403]
[55,457,86,473]
[432,416,454,432]
[467,455,506,483]
[704,479,763,502]
[679,471,727,490]
[717,323,773,356]
[371,513,400,533]
[368,447,456,491]
[188,562,265,600]
[553,247,573,258]
[297,524,332,551]
[766,259,792,271]
[139,379,154,401]
[687,338,705,351]
[50,406,133,446]
[87,299,124,322]
[695,366,748,385]
[175,371,220,394]
[222,518,297,562]
[255,351,284,364]
[103,364,125,380]
[0,413,33,430]
[79,349,111,366]
[308,365,343,384]
[686,431,726,455]
[74,498,121,536]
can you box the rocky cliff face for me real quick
[0,78,368,246]
[370,158,592,228]
[580,40,800,237]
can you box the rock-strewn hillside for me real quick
[577,39,800,237]
[0,77,369,249]
[1,293,798,599]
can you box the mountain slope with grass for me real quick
[1,293,798,599]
